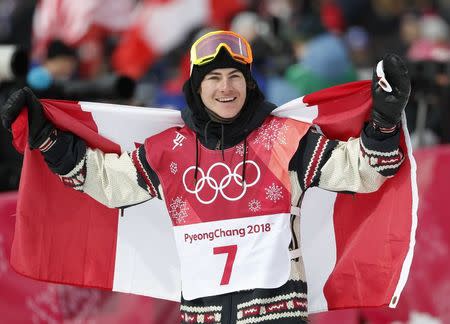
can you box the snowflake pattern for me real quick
[235,143,246,157]
[265,183,284,202]
[254,119,289,150]
[169,196,189,225]
[248,199,262,212]
[170,162,178,174]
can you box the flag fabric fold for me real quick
[10,81,418,312]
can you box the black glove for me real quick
[0,87,54,149]
[372,53,411,130]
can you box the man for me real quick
[1,31,410,323]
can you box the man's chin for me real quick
[218,112,239,119]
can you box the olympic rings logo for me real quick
[182,161,261,204]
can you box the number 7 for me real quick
[213,245,237,285]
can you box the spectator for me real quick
[285,21,357,96]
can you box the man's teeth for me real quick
[217,97,236,102]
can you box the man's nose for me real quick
[218,78,231,91]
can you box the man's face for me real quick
[199,68,247,119]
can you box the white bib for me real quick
[173,213,292,300]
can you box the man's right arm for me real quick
[42,130,160,208]
[1,87,161,208]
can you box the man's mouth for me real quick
[216,97,236,103]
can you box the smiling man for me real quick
[1,30,411,323]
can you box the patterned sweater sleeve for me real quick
[289,123,404,195]
[40,130,161,208]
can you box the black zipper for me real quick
[215,140,221,150]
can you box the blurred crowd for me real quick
[2,0,450,191]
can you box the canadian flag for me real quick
[32,0,136,57]
[111,0,247,79]
[10,81,417,312]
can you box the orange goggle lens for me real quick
[190,31,253,68]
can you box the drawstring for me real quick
[197,119,212,185]
[242,138,247,187]
[221,124,225,161]
[204,119,212,145]
[194,134,199,184]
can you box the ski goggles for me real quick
[190,31,253,70]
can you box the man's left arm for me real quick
[290,54,411,194]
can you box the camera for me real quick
[34,74,136,102]
[0,45,29,81]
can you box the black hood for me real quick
[181,78,276,149]
[181,46,276,149]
